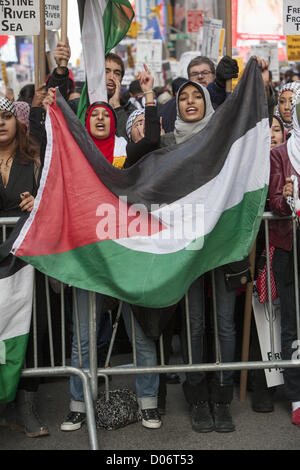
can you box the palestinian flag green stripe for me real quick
[18,188,266,308]
[0,335,29,403]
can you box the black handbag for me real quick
[224,257,252,291]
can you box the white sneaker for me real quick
[60,411,86,431]
[141,408,162,429]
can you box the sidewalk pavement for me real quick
[0,352,299,451]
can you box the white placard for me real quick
[136,39,162,73]
[252,294,284,388]
[0,0,40,36]
[45,0,61,31]
[201,18,223,63]
[250,43,280,82]
[283,0,300,35]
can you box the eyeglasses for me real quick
[189,70,213,78]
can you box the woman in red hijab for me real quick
[85,101,127,168]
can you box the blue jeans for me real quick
[122,306,159,410]
[70,289,104,413]
[181,266,236,403]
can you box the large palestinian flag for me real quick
[77,0,135,123]
[0,254,34,402]
[10,59,270,308]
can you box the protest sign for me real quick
[201,18,223,63]
[136,39,162,73]
[187,10,203,33]
[252,295,284,388]
[287,35,300,60]
[45,0,61,30]
[251,43,280,82]
[231,57,244,90]
[0,0,40,35]
[283,0,300,35]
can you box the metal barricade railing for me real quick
[2,213,300,450]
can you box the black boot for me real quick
[212,402,235,433]
[190,401,214,433]
[252,389,274,413]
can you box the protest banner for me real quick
[187,9,203,33]
[0,0,40,35]
[252,295,284,388]
[287,35,300,60]
[283,0,300,35]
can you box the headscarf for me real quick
[126,109,145,141]
[0,97,17,117]
[287,90,300,175]
[85,102,117,164]
[275,81,300,131]
[14,101,30,129]
[174,81,214,145]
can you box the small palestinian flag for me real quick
[0,255,34,402]
[10,59,270,308]
[77,0,135,123]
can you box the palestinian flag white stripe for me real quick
[116,119,270,254]
[0,260,34,402]
[81,0,109,104]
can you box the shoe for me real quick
[14,391,49,438]
[252,390,274,413]
[60,411,86,431]
[141,408,162,429]
[212,403,236,433]
[190,401,214,433]
[292,407,300,426]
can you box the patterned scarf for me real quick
[275,81,300,131]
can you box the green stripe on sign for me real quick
[0,334,29,403]
[19,188,267,308]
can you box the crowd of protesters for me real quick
[1,39,300,440]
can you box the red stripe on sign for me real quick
[16,101,164,257]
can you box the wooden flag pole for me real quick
[60,0,68,66]
[225,0,232,93]
[34,35,40,87]
[239,241,257,402]
[39,0,46,83]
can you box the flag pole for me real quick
[34,36,40,87]
[240,241,257,402]
[39,0,46,83]
[60,0,68,66]
[225,0,232,93]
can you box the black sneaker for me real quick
[212,403,235,433]
[190,401,214,433]
[141,408,162,429]
[60,412,86,432]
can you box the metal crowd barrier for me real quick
[1,213,300,450]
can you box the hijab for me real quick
[174,81,214,144]
[275,81,300,131]
[287,90,300,175]
[14,101,30,129]
[85,102,117,164]
[126,109,145,141]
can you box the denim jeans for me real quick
[181,266,236,402]
[273,247,300,401]
[122,306,159,410]
[70,288,104,413]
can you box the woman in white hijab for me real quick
[160,80,238,434]
[160,80,214,147]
